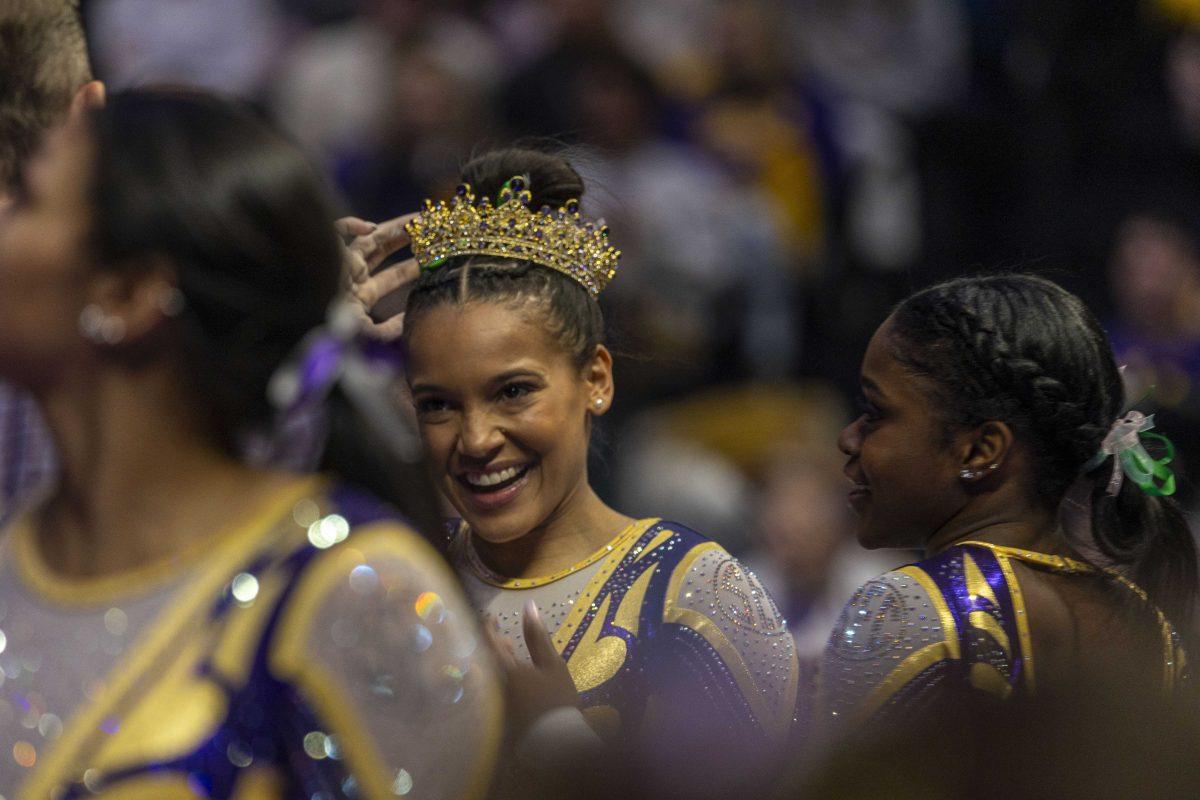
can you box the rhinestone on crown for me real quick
[404,176,621,297]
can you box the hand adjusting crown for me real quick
[404,175,621,297]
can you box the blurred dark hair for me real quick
[403,147,605,370]
[890,274,1198,632]
[0,0,93,191]
[86,88,441,538]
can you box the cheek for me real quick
[416,420,455,462]
[0,224,90,385]
[528,397,588,456]
[856,429,955,543]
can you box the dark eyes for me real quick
[498,382,537,401]
[856,394,883,422]
[415,397,450,415]
[414,382,538,416]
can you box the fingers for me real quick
[335,216,376,238]
[364,313,406,342]
[356,212,419,271]
[353,259,419,308]
[523,600,560,670]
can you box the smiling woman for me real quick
[401,148,799,792]
[819,274,1195,737]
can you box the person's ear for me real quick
[583,344,614,417]
[68,80,106,124]
[83,258,182,347]
[956,420,1014,483]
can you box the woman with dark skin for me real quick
[821,275,1195,730]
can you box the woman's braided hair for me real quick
[891,274,1197,632]
[403,148,604,370]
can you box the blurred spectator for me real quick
[1106,205,1200,505]
[270,1,502,217]
[614,381,902,665]
[750,451,902,662]
[335,47,498,221]
[507,47,802,401]
[792,0,968,117]
[85,0,286,95]
[615,382,847,551]
[694,0,836,276]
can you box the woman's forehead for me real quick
[407,301,568,375]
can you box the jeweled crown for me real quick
[405,175,620,297]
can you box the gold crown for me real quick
[405,175,620,297]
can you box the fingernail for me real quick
[367,222,378,232]
[525,599,540,623]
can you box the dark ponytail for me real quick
[890,274,1198,634]
[1090,468,1197,634]
[87,88,442,544]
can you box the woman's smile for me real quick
[454,459,537,512]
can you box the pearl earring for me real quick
[593,398,605,410]
[79,304,126,345]
[157,287,186,317]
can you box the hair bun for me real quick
[459,148,584,210]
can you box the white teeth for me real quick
[465,466,522,488]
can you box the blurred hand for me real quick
[485,600,579,738]
[337,212,419,340]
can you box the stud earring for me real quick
[960,463,999,481]
[79,304,126,345]
[157,287,186,317]
[593,398,605,410]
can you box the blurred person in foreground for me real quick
[794,669,1200,799]
[0,88,498,798]
[396,148,798,796]
[0,0,105,526]
[820,275,1194,739]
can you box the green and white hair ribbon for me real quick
[1083,411,1176,497]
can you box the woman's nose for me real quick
[837,417,863,457]
[457,409,505,459]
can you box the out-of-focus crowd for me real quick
[77,0,1200,663]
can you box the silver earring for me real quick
[79,304,126,345]
[157,287,186,317]
[959,468,976,480]
[593,398,605,410]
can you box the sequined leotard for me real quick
[454,518,799,746]
[0,477,500,799]
[818,540,1186,729]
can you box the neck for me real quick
[32,364,291,579]
[472,473,633,579]
[922,499,1064,559]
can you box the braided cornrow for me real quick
[403,147,605,370]
[892,276,1115,498]
[891,274,1197,633]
